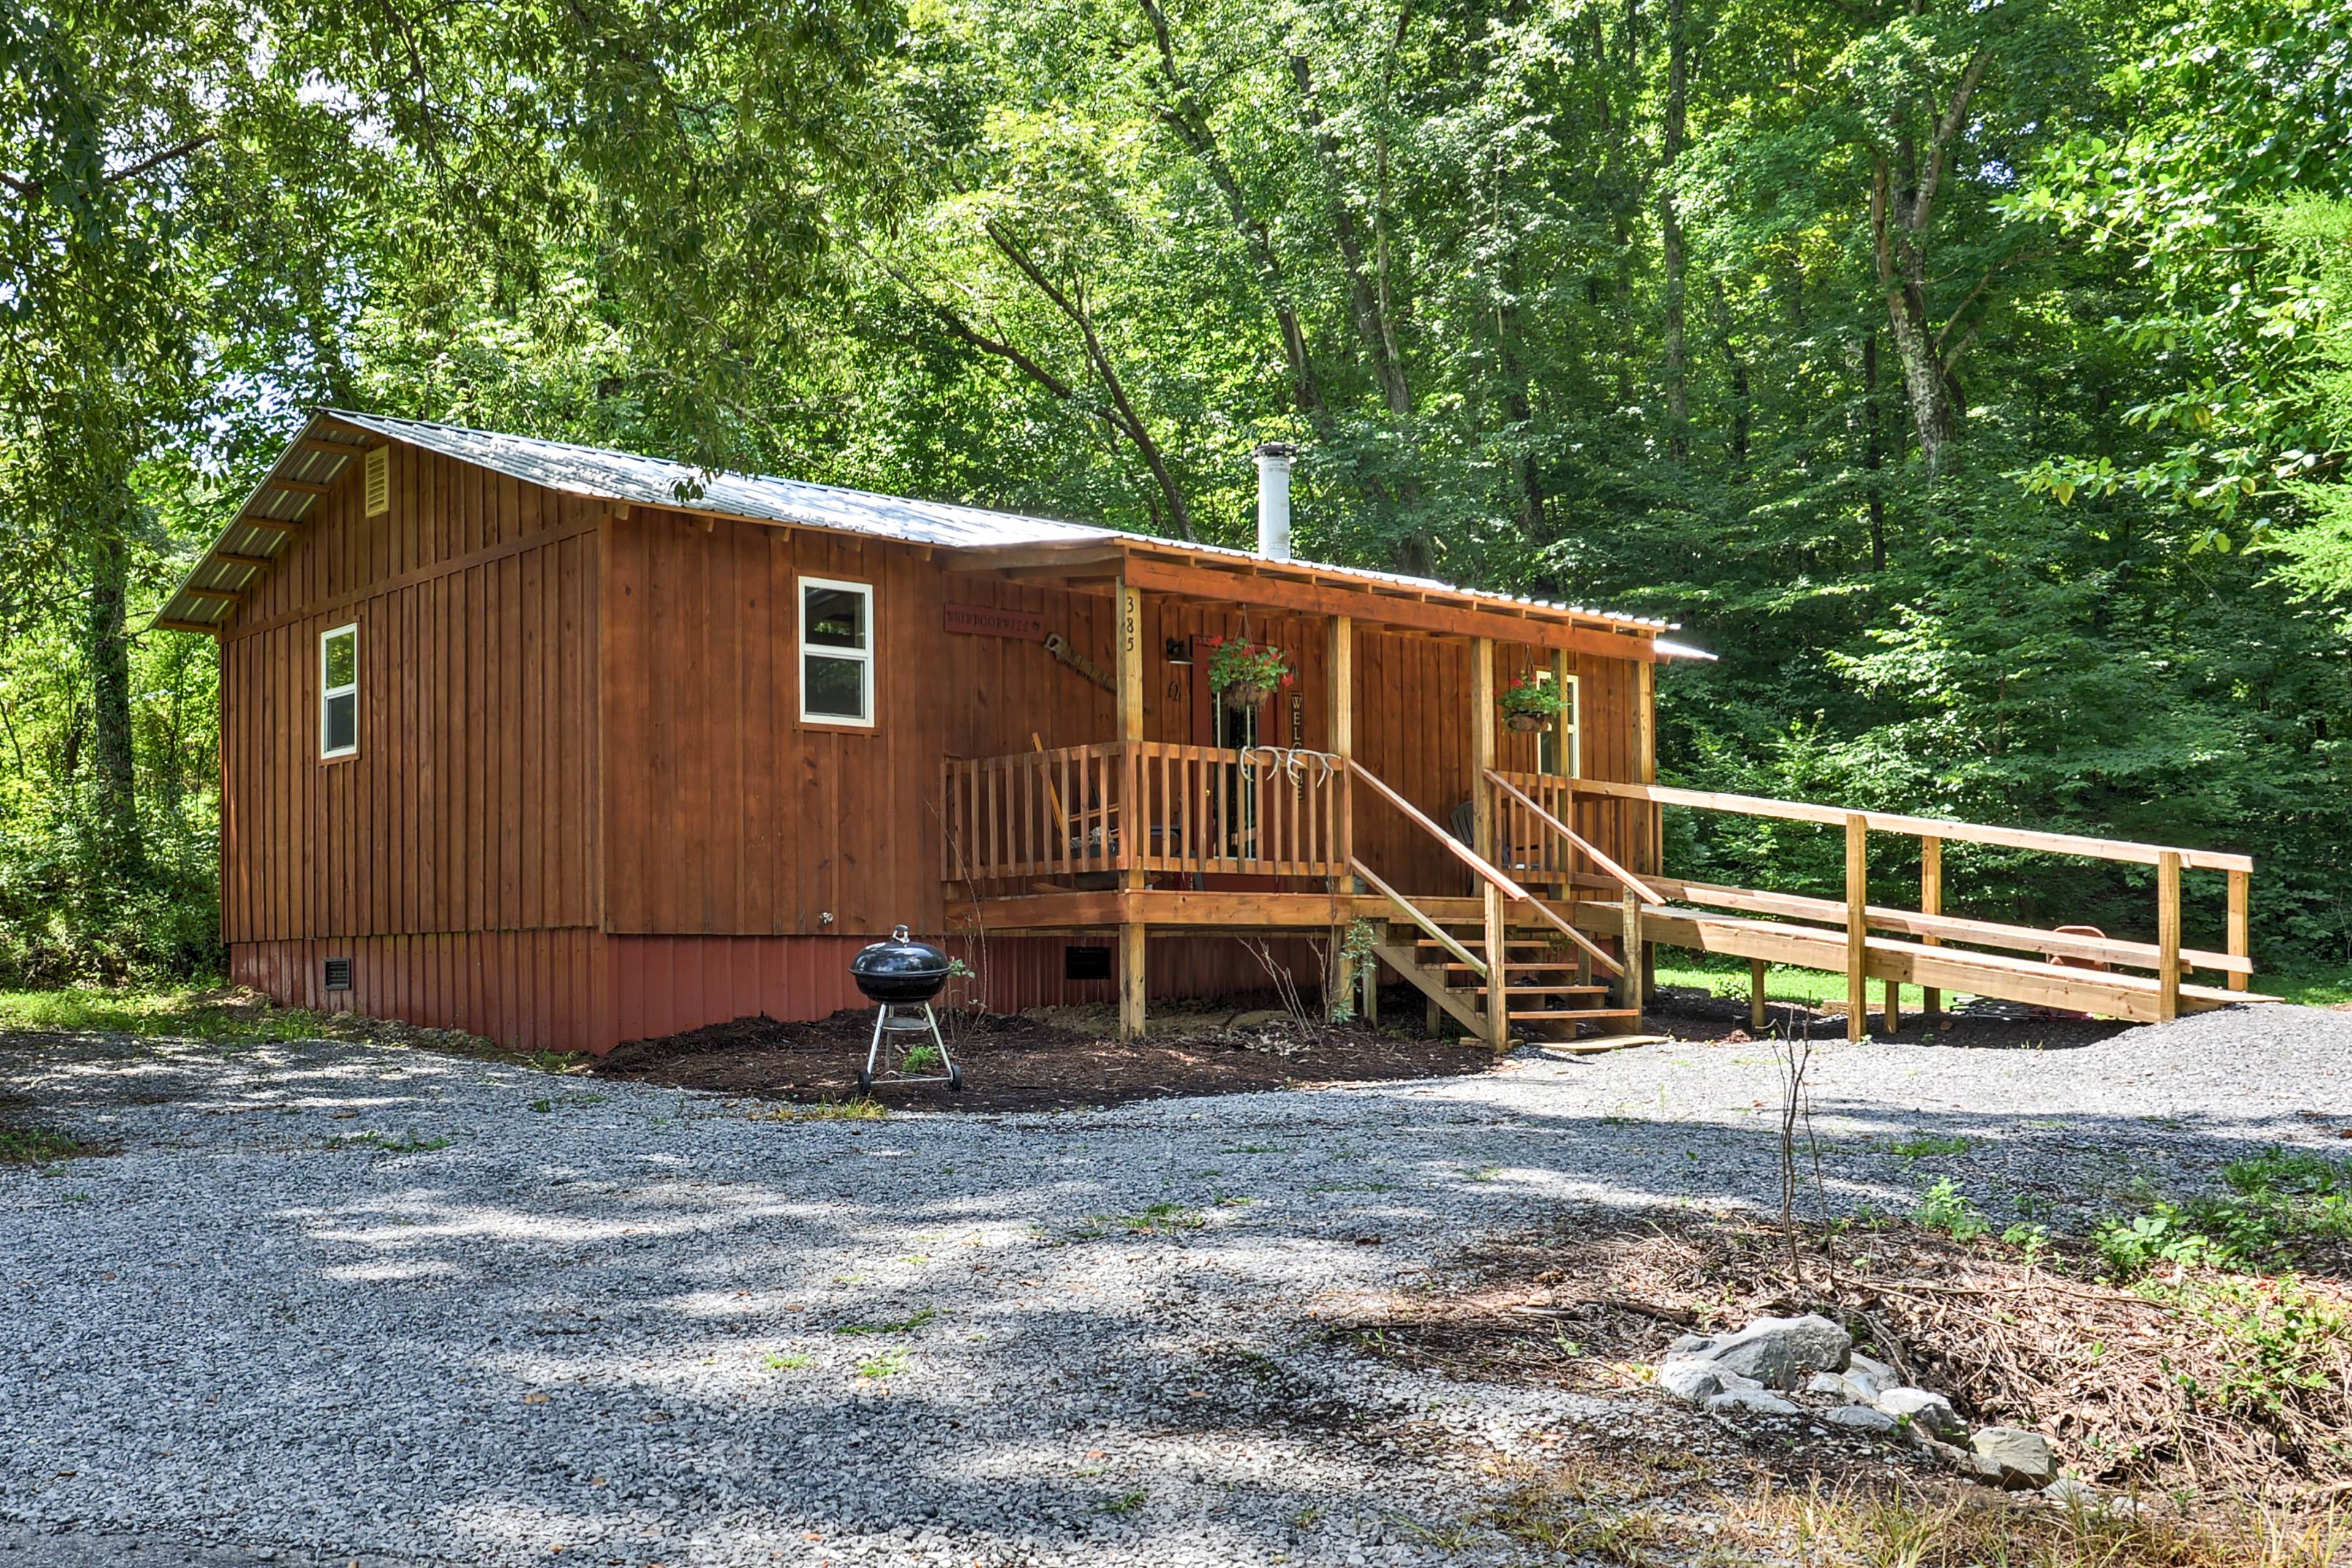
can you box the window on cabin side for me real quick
[799,578,873,726]
[321,622,358,758]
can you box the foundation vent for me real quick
[323,956,353,992]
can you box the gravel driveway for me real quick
[2,1004,2346,1567]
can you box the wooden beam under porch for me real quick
[945,888,1415,935]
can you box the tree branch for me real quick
[105,133,216,183]
[984,222,1195,539]
[1913,47,1992,236]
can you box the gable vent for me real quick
[323,956,353,992]
[363,445,390,517]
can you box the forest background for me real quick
[4,0,2350,991]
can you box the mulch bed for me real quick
[590,1005,1499,1111]
[1345,1208,2352,1502]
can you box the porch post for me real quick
[2226,867,2250,992]
[1115,579,1147,1041]
[1328,614,1355,1020]
[1472,637,1508,1051]
[1920,835,1943,1022]
[1844,813,1868,1042]
[2157,850,2182,1023]
[1636,655,1659,997]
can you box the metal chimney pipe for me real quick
[1253,442,1298,561]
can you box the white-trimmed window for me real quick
[799,577,874,726]
[1537,670,1581,778]
[320,622,359,758]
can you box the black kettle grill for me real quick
[849,925,962,1091]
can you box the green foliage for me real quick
[2097,1148,2352,1278]
[1915,1178,1989,1243]
[2142,1273,2350,1425]
[8,0,2352,982]
[1202,638,1292,698]
[1889,1134,1972,1160]
[0,1125,98,1164]
[1497,675,1568,722]
[836,1306,938,1336]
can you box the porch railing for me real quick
[940,741,1348,886]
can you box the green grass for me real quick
[322,1131,453,1154]
[761,1352,813,1371]
[755,1098,888,1123]
[0,1125,100,1164]
[1888,1133,1973,1159]
[1664,954,2352,1016]
[2272,963,2352,1009]
[0,984,589,1071]
[1650,957,1939,1013]
[836,1306,937,1336]
[856,1348,912,1379]
[0,984,345,1042]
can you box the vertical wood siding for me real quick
[597,513,1656,933]
[219,445,1653,1053]
[217,441,601,1024]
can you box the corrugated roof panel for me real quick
[153,409,1696,650]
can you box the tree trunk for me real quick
[1865,48,1991,477]
[1291,55,1412,420]
[1657,0,1691,459]
[1707,276,1749,467]
[1863,330,1887,570]
[85,512,142,872]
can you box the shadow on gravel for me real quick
[2,1011,2347,1563]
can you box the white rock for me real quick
[1972,1427,2059,1488]
[1805,1371,1869,1402]
[1704,1388,1801,1417]
[1844,1353,1898,1397]
[1823,1404,1899,1433]
[1875,1385,1966,1438]
[1657,1358,1760,1405]
[1682,1314,1852,1390]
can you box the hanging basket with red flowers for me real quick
[1498,673,1566,733]
[1204,636,1293,711]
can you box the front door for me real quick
[1189,636,1286,880]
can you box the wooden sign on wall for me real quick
[944,602,1047,641]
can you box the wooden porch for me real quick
[930,569,2267,1046]
[940,742,2272,1042]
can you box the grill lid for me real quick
[850,925,953,1002]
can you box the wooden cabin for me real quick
[156,412,2267,1055]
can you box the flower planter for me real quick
[1219,682,1274,712]
[1504,712,1553,734]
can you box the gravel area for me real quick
[1,1003,2346,1567]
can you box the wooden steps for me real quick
[1510,1007,1644,1023]
[1380,919,1635,1044]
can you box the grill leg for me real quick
[862,1007,888,1090]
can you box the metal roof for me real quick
[153,409,1705,655]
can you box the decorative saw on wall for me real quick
[1042,631,1116,693]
